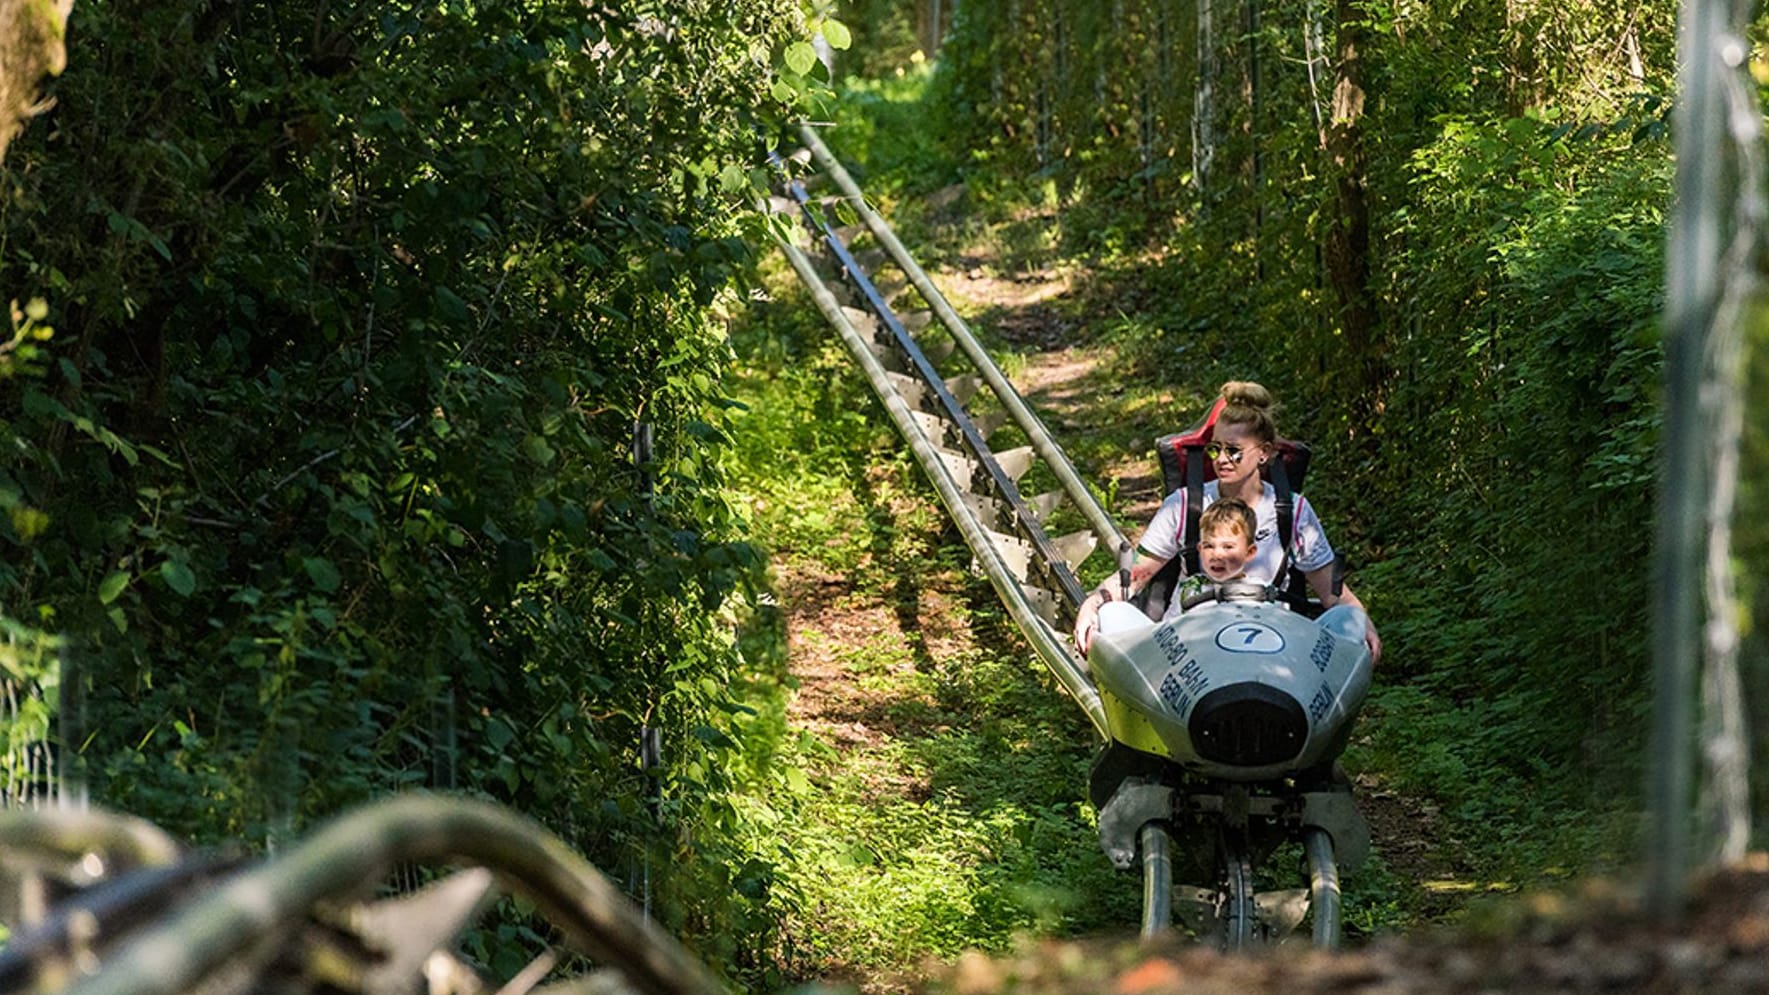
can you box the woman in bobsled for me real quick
[1072,380,1379,659]
[1070,380,1379,947]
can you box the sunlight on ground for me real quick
[1422,879,1520,894]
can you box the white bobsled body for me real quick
[1087,597,1372,780]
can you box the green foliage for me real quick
[830,0,926,79]
[1732,301,1769,846]
[724,268,1141,978]
[0,298,62,803]
[0,0,836,983]
[1359,118,1664,814]
[821,65,963,203]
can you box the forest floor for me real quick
[906,862,1769,994]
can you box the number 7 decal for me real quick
[1214,622,1286,654]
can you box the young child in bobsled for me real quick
[1172,497,1260,609]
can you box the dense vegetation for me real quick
[0,0,845,984]
[4,0,1768,990]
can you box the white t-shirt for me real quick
[1139,480,1334,602]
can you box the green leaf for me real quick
[303,557,342,593]
[784,41,816,76]
[485,719,514,751]
[821,19,851,50]
[98,571,130,605]
[719,162,748,195]
[520,435,556,465]
[159,560,195,598]
[435,286,471,324]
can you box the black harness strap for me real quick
[1181,442,1205,577]
[1267,454,1295,567]
[1266,452,1325,616]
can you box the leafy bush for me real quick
[0,0,827,981]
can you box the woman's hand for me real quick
[1073,579,1128,653]
[1073,593,1103,654]
[1076,553,1167,654]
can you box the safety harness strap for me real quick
[1181,442,1205,577]
[1268,454,1296,569]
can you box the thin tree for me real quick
[1320,0,1381,439]
[1193,0,1216,194]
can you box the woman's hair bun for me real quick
[1219,380,1274,411]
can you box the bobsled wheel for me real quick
[1303,827,1341,949]
[1217,827,1258,949]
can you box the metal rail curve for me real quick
[63,795,724,995]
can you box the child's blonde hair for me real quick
[1199,498,1257,543]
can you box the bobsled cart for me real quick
[1086,399,1374,948]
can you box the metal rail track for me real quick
[771,123,1125,739]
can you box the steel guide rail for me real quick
[771,231,1109,739]
[795,124,1131,566]
[768,140,1112,739]
[778,165,1088,612]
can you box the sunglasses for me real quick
[1203,441,1251,464]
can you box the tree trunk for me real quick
[1321,0,1381,438]
[918,0,946,58]
[0,0,72,162]
[1245,0,1262,237]
[1193,0,1215,195]
[1302,0,1327,146]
